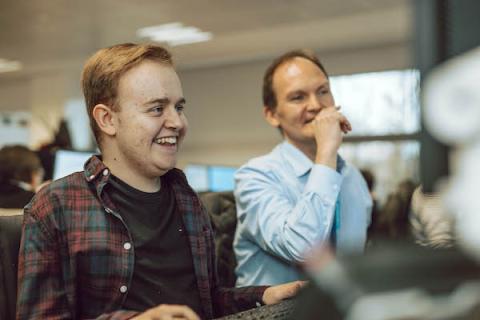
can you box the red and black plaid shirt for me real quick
[17,156,266,319]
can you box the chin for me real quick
[158,162,176,173]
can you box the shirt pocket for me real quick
[74,234,127,298]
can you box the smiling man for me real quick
[234,50,372,286]
[16,43,302,320]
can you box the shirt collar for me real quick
[82,154,196,197]
[280,140,346,177]
[83,154,107,182]
[280,141,314,177]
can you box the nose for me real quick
[306,94,324,113]
[164,106,184,130]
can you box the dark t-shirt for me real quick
[108,175,203,317]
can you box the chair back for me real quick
[0,209,24,320]
[199,192,238,287]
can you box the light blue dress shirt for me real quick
[233,141,372,286]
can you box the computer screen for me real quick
[184,164,209,192]
[184,164,237,192]
[53,150,95,180]
[208,166,237,192]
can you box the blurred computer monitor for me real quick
[53,150,95,180]
[208,166,236,192]
[184,164,209,192]
[184,164,237,192]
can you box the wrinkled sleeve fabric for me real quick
[16,197,73,320]
[212,285,268,317]
[235,163,343,263]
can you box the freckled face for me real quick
[112,60,188,178]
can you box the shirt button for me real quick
[102,169,109,176]
[120,285,128,293]
[123,242,132,250]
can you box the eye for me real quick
[317,86,330,96]
[175,103,185,113]
[150,105,164,114]
[290,94,304,102]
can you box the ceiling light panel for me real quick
[137,22,212,47]
[0,58,22,73]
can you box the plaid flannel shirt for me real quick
[17,156,267,319]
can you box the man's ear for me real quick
[263,106,280,128]
[92,104,117,137]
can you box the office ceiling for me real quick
[0,0,411,78]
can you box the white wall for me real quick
[0,78,30,111]
[0,67,86,149]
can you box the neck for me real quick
[102,152,161,193]
[10,180,34,192]
[286,139,317,162]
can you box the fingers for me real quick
[136,304,200,320]
[336,106,352,132]
[339,115,352,134]
[159,305,200,320]
[315,105,352,134]
[296,280,308,289]
[285,280,306,298]
[263,280,306,305]
[282,285,298,299]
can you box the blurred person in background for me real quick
[372,180,417,241]
[360,168,379,241]
[36,119,73,181]
[410,185,455,248]
[234,49,372,287]
[0,145,44,208]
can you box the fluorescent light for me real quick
[137,22,212,47]
[0,58,22,73]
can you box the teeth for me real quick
[156,136,177,144]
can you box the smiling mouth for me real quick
[305,118,315,124]
[154,136,178,146]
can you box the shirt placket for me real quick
[92,167,136,308]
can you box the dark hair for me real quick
[262,49,329,111]
[378,180,417,239]
[81,43,173,147]
[360,169,375,192]
[0,145,42,184]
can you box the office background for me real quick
[0,0,415,202]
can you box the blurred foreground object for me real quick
[423,46,480,260]
[292,45,480,320]
[293,242,480,319]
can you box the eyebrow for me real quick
[144,97,186,106]
[287,82,330,97]
[317,82,330,89]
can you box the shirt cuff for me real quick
[305,164,343,204]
